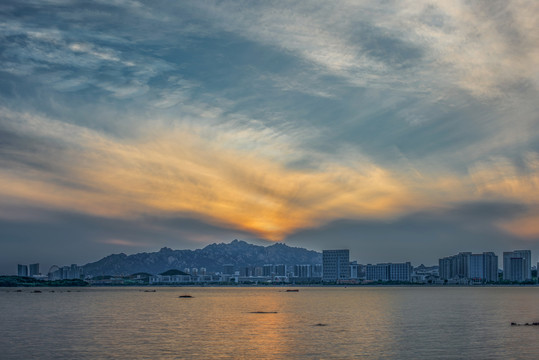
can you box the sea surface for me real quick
[1,286,539,359]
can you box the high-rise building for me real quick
[322,250,350,282]
[440,252,498,282]
[239,266,251,277]
[503,250,531,282]
[29,263,40,277]
[294,264,312,278]
[482,252,498,283]
[223,264,234,275]
[312,264,323,278]
[350,261,359,279]
[263,264,274,277]
[274,264,286,277]
[17,264,28,277]
[254,266,263,277]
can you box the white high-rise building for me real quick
[503,250,531,282]
[322,250,350,282]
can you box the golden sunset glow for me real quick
[1,0,538,270]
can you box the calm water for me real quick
[1,286,539,359]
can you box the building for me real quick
[294,264,312,278]
[503,250,531,282]
[274,264,286,277]
[322,250,350,282]
[366,264,389,281]
[350,261,359,280]
[223,264,235,275]
[482,252,498,283]
[312,264,323,278]
[149,274,192,284]
[439,252,498,283]
[390,263,412,282]
[365,262,412,282]
[29,263,40,277]
[263,264,274,277]
[17,264,28,277]
[439,252,472,280]
[240,266,252,277]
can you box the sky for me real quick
[1,0,538,274]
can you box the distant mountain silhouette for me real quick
[82,240,322,276]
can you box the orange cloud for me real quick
[2,111,538,242]
[498,213,539,239]
[0,112,425,241]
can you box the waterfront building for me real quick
[263,264,274,277]
[223,264,234,275]
[503,250,531,282]
[67,264,82,279]
[239,266,252,277]
[312,264,323,278]
[364,262,412,282]
[294,264,312,278]
[254,266,263,277]
[440,252,498,283]
[274,264,286,277]
[29,263,40,277]
[366,263,389,281]
[17,264,28,277]
[439,252,472,280]
[483,252,498,283]
[350,261,359,279]
[322,250,350,281]
[389,262,412,282]
[149,274,192,284]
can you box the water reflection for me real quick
[2,287,539,359]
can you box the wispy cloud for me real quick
[3,107,538,242]
[196,1,539,97]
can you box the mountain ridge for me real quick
[82,240,322,276]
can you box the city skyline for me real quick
[1,2,539,274]
[8,240,535,280]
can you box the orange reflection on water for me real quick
[228,290,291,358]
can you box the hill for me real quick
[82,240,321,276]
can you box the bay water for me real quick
[1,286,539,359]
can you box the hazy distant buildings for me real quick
[17,264,28,277]
[46,264,83,280]
[274,264,286,277]
[29,263,40,277]
[223,264,234,275]
[439,252,498,283]
[350,261,359,280]
[390,263,413,282]
[322,250,350,282]
[294,264,311,278]
[503,250,531,282]
[263,264,273,277]
[365,262,412,282]
[366,263,389,281]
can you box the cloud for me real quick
[0,109,426,241]
[98,238,151,247]
[195,1,539,97]
[469,153,539,239]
